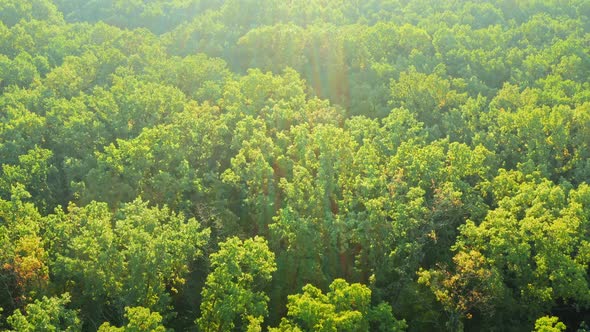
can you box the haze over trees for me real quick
[0,0,589,330]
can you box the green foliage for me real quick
[6,293,81,331]
[0,147,57,211]
[534,316,567,332]
[422,174,590,329]
[98,307,166,332]
[45,198,210,327]
[270,279,406,332]
[197,236,277,332]
[0,0,62,28]
[0,186,48,312]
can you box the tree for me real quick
[0,147,57,212]
[534,316,566,332]
[45,198,210,328]
[0,185,48,312]
[97,307,166,332]
[270,279,406,332]
[422,172,590,330]
[6,293,81,332]
[390,68,467,137]
[197,236,276,332]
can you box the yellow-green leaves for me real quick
[7,293,81,332]
[425,173,590,330]
[534,316,567,332]
[198,236,276,332]
[98,307,166,332]
[47,198,210,325]
[271,279,406,332]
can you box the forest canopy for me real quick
[0,0,589,331]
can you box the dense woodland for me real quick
[0,0,589,331]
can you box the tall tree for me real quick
[198,236,276,332]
